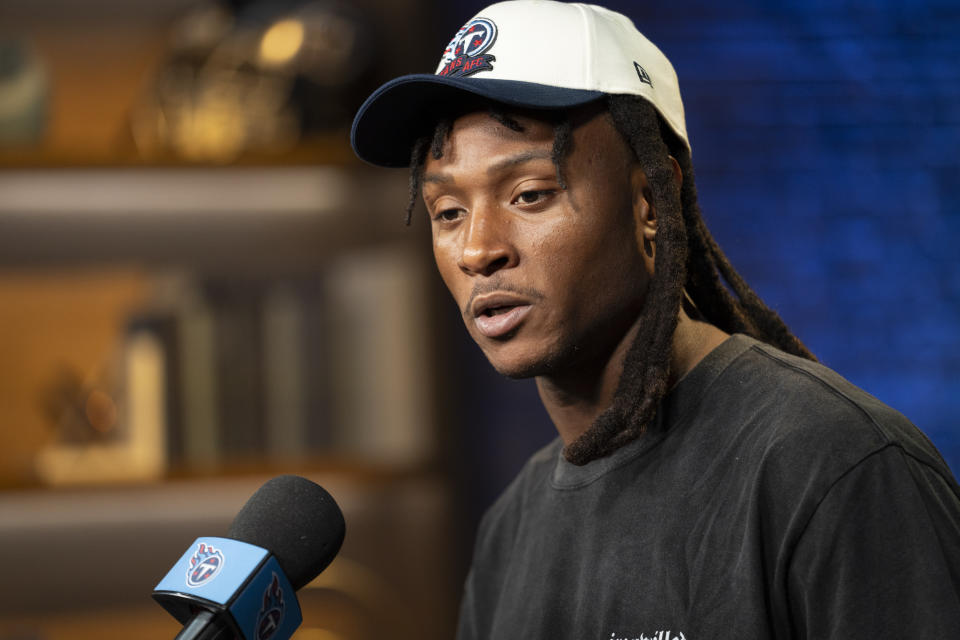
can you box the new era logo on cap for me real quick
[634,62,653,87]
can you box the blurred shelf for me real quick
[0,164,416,271]
[0,134,363,169]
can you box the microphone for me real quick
[153,475,346,640]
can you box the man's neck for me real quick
[535,310,729,447]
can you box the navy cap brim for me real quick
[350,74,605,168]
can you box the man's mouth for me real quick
[473,304,532,338]
[469,291,537,338]
[481,305,515,317]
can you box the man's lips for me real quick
[474,305,532,338]
[470,293,534,338]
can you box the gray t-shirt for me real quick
[456,334,960,640]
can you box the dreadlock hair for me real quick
[406,95,815,465]
[571,95,816,464]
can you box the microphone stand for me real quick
[174,610,237,640]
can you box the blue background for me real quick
[437,0,960,523]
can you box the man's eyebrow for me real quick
[486,150,553,175]
[423,150,554,186]
[422,172,452,185]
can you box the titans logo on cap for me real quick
[186,542,225,587]
[438,17,497,77]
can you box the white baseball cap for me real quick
[350,0,689,167]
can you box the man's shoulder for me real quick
[706,335,953,485]
[737,338,934,439]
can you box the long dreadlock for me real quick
[407,95,815,465]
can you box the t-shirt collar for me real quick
[551,333,757,489]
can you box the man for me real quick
[351,2,960,638]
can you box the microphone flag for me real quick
[154,536,302,640]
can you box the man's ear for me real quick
[631,165,657,275]
[632,157,683,274]
[669,155,682,190]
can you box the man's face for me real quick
[421,107,654,379]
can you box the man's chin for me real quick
[494,362,543,380]
[480,343,570,380]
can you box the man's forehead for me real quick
[418,109,553,170]
[448,110,552,138]
[423,105,634,183]
[423,149,555,184]
[429,101,613,153]
[423,126,554,178]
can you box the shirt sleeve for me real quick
[455,567,480,640]
[787,444,960,638]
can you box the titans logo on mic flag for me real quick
[154,536,302,640]
[256,573,287,640]
[155,536,270,606]
[187,542,225,587]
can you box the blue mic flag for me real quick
[154,536,303,640]
[152,476,344,640]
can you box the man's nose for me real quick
[457,204,518,277]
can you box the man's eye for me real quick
[434,208,462,222]
[515,190,554,205]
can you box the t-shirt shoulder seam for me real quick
[747,344,892,445]
[786,443,960,576]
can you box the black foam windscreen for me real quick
[227,475,345,590]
